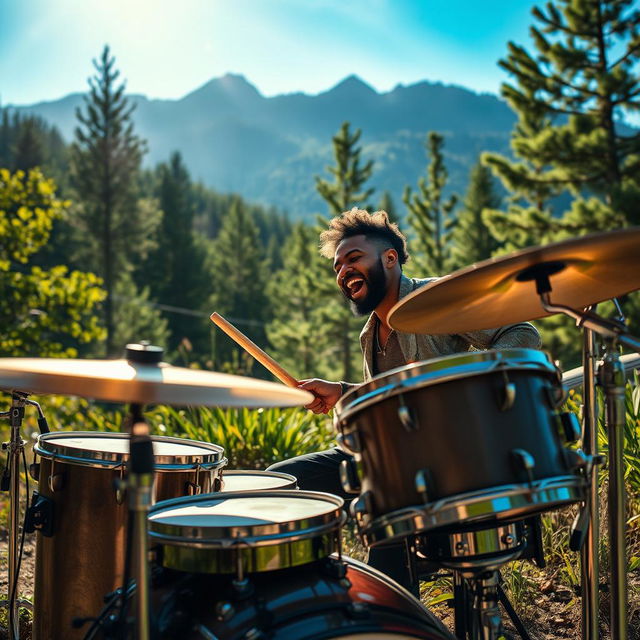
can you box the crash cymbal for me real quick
[0,357,313,407]
[389,227,640,335]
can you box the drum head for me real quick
[34,431,225,469]
[220,470,297,491]
[149,491,346,574]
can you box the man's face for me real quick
[333,235,389,316]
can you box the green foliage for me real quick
[449,160,502,270]
[314,121,374,382]
[315,121,374,215]
[376,191,400,223]
[151,405,335,469]
[403,132,457,276]
[485,0,640,244]
[266,224,334,379]
[207,197,270,374]
[0,168,106,356]
[138,152,211,354]
[0,107,68,186]
[70,45,162,355]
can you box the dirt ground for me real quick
[1,532,638,639]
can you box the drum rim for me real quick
[357,475,585,546]
[220,469,298,491]
[149,489,345,547]
[34,431,226,469]
[335,348,557,422]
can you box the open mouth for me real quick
[343,276,365,299]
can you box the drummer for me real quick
[267,208,541,591]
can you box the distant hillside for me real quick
[13,74,517,218]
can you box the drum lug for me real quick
[397,395,418,431]
[564,448,589,471]
[498,370,516,411]
[29,462,40,481]
[24,490,54,537]
[215,601,236,622]
[511,449,536,490]
[558,411,582,443]
[186,482,202,496]
[336,431,361,454]
[351,491,373,527]
[339,458,361,494]
[414,468,432,503]
[48,472,64,493]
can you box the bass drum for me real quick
[141,490,454,640]
[149,555,454,640]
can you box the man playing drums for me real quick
[268,208,541,589]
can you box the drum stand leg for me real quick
[580,326,600,640]
[599,345,628,640]
[0,393,29,640]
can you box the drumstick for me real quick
[210,312,299,388]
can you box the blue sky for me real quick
[1,0,542,106]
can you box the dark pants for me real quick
[267,447,418,595]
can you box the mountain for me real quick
[13,74,517,217]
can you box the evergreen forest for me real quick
[2,0,639,378]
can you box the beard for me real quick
[342,257,388,316]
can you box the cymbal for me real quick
[0,357,313,407]
[389,227,640,335]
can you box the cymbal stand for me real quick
[122,403,154,640]
[1,392,41,640]
[580,323,600,640]
[528,271,640,640]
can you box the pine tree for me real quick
[449,161,503,270]
[403,132,457,276]
[483,0,640,243]
[266,224,334,379]
[377,191,399,223]
[140,152,210,355]
[12,118,45,172]
[207,197,270,374]
[70,45,162,354]
[315,121,375,382]
[315,121,374,214]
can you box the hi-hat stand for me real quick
[1,391,47,640]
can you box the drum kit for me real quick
[0,228,638,640]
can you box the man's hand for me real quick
[298,379,343,414]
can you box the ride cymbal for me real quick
[0,357,313,407]
[389,227,640,335]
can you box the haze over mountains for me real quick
[15,74,517,217]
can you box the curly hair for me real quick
[319,208,409,264]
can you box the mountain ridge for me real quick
[12,74,517,216]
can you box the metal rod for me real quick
[600,348,628,640]
[581,326,600,640]
[6,394,26,640]
[127,405,154,640]
[539,294,640,354]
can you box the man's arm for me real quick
[460,322,542,351]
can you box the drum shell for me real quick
[32,437,225,640]
[147,556,455,639]
[338,365,571,523]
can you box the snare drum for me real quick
[32,431,227,640]
[220,469,297,491]
[138,491,454,639]
[334,349,587,545]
